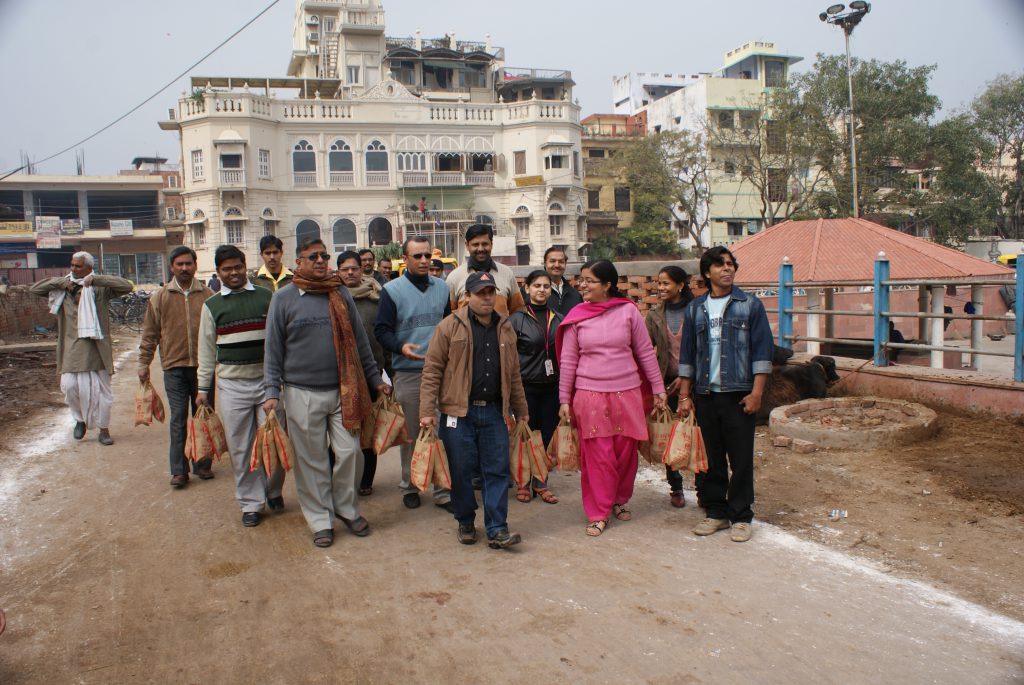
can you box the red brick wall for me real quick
[0,285,55,338]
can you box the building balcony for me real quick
[174,91,579,127]
[329,171,354,186]
[399,208,474,225]
[293,171,318,187]
[341,9,384,32]
[365,171,390,186]
[396,171,495,188]
[219,169,245,186]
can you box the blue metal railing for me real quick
[775,252,1023,383]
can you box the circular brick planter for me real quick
[768,396,939,451]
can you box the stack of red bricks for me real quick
[513,274,708,314]
[0,286,53,339]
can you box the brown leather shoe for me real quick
[670,491,686,508]
[195,467,214,480]
[170,474,188,489]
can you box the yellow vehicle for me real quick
[996,254,1018,268]
[394,248,458,277]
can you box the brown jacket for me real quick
[138,277,212,371]
[645,305,674,382]
[419,307,528,421]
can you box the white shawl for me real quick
[48,274,104,340]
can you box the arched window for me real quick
[474,214,494,225]
[368,217,392,245]
[329,140,353,172]
[365,140,388,172]
[293,140,316,172]
[295,219,321,248]
[549,202,564,212]
[332,218,357,251]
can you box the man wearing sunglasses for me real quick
[263,239,388,548]
[375,236,453,511]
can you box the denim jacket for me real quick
[678,286,773,394]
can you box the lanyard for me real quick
[528,305,555,356]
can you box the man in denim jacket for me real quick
[678,246,773,542]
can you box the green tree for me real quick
[972,73,1024,238]
[795,55,939,217]
[615,131,710,251]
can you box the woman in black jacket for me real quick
[509,270,563,504]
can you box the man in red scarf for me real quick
[263,238,390,548]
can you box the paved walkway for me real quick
[1,351,1022,683]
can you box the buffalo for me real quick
[757,355,840,424]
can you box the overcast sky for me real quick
[1,0,1021,176]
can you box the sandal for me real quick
[358,487,373,496]
[516,486,532,503]
[613,504,632,521]
[312,529,334,548]
[586,520,607,537]
[339,515,371,537]
[533,487,559,504]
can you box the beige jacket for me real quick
[29,274,134,375]
[419,307,528,421]
[138,277,212,371]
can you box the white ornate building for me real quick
[159,0,586,273]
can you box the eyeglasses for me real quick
[302,252,331,262]
[407,252,431,260]
[580,278,603,285]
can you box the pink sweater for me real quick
[558,303,665,403]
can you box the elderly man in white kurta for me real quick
[30,251,133,445]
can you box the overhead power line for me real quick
[0,0,283,182]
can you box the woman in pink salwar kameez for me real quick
[556,260,666,536]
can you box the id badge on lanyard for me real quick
[531,306,556,376]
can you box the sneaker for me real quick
[487,529,522,549]
[242,512,261,527]
[97,430,114,446]
[730,522,752,543]
[267,496,284,512]
[73,422,86,440]
[457,523,477,545]
[693,517,730,536]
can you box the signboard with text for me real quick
[110,219,134,236]
[34,216,62,249]
[0,221,33,237]
[61,218,84,236]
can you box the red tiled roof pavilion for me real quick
[729,218,1014,285]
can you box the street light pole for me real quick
[821,2,871,220]
[844,28,859,219]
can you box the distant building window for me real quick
[513,150,526,175]
[166,175,178,188]
[541,87,556,100]
[514,216,530,240]
[573,151,580,178]
[194,224,206,246]
[723,161,737,176]
[768,169,788,202]
[740,111,756,130]
[396,151,425,171]
[614,187,631,212]
[258,149,271,178]
[717,110,734,129]
[225,220,244,245]
[365,140,388,172]
[545,155,567,169]
[588,149,606,158]
[293,140,316,172]
[330,140,354,171]
[347,66,361,84]
[587,189,601,209]
[654,125,662,133]
[549,214,563,237]
[765,60,786,88]
[390,60,416,86]
[727,221,744,237]
[332,218,357,251]
[766,121,784,155]
[191,150,204,180]
[918,173,931,191]
[220,154,242,170]
[165,207,177,221]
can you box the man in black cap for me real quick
[429,258,445,280]
[419,271,529,548]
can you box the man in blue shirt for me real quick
[678,246,773,543]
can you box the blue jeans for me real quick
[440,403,510,538]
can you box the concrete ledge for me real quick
[769,396,939,449]
[788,353,1024,420]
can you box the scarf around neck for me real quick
[347,275,381,302]
[554,297,633,360]
[49,274,104,340]
[291,272,372,430]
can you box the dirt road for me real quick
[1,348,1023,684]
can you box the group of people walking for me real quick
[33,224,773,549]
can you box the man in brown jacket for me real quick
[419,271,528,549]
[138,246,214,488]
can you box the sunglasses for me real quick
[407,252,431,260]
[302,252,331,262]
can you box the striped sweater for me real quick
[197,283,273,392]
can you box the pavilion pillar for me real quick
[806,288,821,355]
[930,285,945,369]
[970,284,983,371]
[918,285,929,343]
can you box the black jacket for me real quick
[519,280,582,317]
[509,306,563,386]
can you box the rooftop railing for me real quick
[769,253,1023,382]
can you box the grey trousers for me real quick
[217,376,285,513]
[282,385,361,532]
[393,370,450,503]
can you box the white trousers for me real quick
[282,385,361,533]
[60,370,112,429]
[217,377,286,513]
